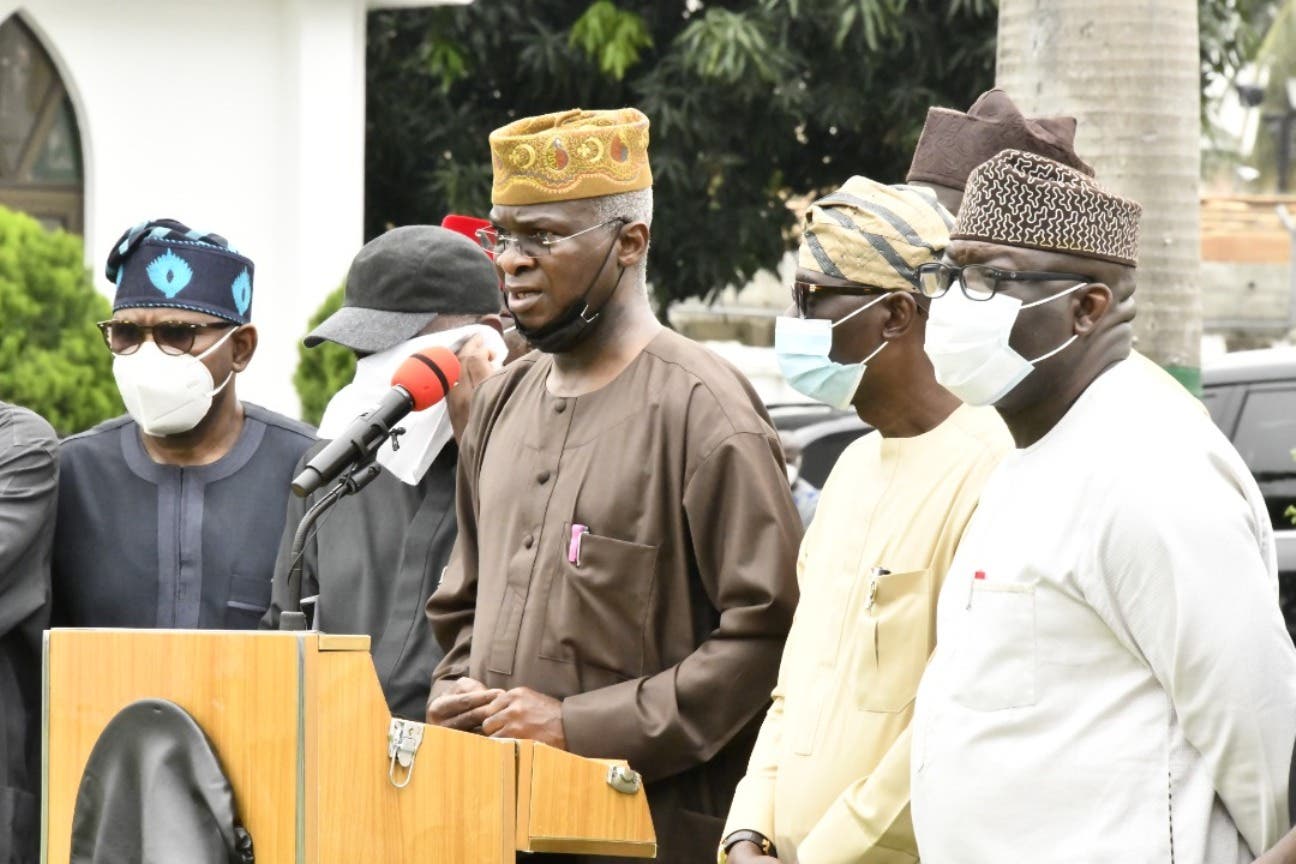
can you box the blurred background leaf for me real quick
[293,285,355,426]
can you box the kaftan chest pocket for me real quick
[855,568,933,713]
[951,580,1038,712]
[224,573,271,630]
[540,528,658,679]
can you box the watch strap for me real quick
[721,829,776,860]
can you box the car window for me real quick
[801,428,871,488]
[1233,384,1296,477]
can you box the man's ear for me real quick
[230,324,258,372]
[880,292,919,340]
[616,221,650,269]
[1074,283,1113,335]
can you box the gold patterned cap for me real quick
[798,177,953,291]
[489,108,652,206]
[955,150,1142,266]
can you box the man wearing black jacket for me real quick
[0,401,57,864]
[262,225,510,719]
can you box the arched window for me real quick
[0,15,83,234]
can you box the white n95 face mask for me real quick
[774,293,889,410]
[923,282,1085,406]
[113,326,238,436]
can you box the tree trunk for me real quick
[996,0,1202,390]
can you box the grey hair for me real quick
[588,188,653,292]
[589,187,653,227]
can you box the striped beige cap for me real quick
[954,149,1142,266]
[798,177,953,291]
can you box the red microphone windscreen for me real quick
[392,346,461,411]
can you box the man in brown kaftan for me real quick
[425,108,801,864]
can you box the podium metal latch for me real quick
[606,764,642,795]
[387,718,424,789]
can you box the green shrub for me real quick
[0,206,120,436]
[293,285,356,426]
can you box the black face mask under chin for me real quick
[509,227,625,354]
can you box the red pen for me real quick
[966,570,986,609]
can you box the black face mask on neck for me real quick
[508,222,626,354]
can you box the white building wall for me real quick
[1,0,370,417]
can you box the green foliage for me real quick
[1201,0,1277,94]
[1259,0,1296,60]
[421,34,471,92]
[0,206,119,436]
[1203,0,1290,189]
[676,8,792,82]
[570,1,653,80]
[365,0,998,310]
[293,285,356,427]
[821,0,907,51]
[1247,2,1293,184]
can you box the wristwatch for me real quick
[720,829,776,862]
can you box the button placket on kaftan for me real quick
[487,395,574,676]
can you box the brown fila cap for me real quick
[953,149,1141,267]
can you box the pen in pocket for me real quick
[568,524,590,565]
[966,569,986,609]
[866,566,889,611]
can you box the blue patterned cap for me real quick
[107,218,255,324]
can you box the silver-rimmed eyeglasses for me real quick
[475,218,626,258]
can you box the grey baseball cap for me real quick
[305,225,501,353]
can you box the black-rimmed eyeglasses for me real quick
[916,262,1092,301]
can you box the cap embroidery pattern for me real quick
[490,108,651,205]
[145,250,193,298]
[954,150,1142,266]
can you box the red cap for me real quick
[392,346,461,411]
[441,214,492,251]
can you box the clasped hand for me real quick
[425,677,567,750]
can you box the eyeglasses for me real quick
[475,218,625,258]
[916,262,1092,301]
[792,279,890,319]
[96,319,238,356]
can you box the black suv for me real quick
[1202,348,1296,641]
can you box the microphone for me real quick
[291,346,460,497]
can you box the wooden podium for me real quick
[41,629,656,863]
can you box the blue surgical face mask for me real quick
[775,293,889,410]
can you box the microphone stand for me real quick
[278,435,395,631]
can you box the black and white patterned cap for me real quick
[953,150,1142,267]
